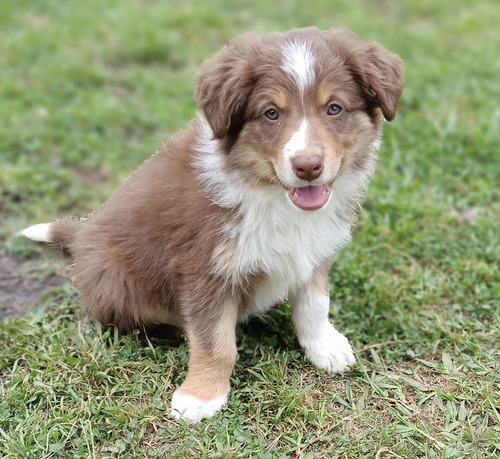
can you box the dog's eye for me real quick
[327,104,342,116]
[264,109,279,121]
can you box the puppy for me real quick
[21,27,404,422]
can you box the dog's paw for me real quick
[170,391,228,423]
[303,327,355,374]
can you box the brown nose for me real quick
[292,154,324,181]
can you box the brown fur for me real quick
[176,302,239,402]
[38,27,403,420]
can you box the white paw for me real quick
[303,327,355,374]
[170,391,228,423]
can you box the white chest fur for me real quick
[212,187,353,316]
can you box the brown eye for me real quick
[327,104,342,116]
[265,109,279,120]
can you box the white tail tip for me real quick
[18,223,51,242]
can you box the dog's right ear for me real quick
[195,33,261,139]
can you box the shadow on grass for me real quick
[135,303,299,352]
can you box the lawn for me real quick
[1,0,499,457]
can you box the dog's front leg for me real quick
[290,264,355,374]
[170,300,238,423]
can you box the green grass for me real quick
[1,0,499,457]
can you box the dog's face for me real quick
[195,28,404,210]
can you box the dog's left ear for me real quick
[335,29,404,121]
[195,33,261,139]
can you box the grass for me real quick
[1,0,499,457]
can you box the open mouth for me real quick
[288,184,331,210]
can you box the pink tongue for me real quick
[289,185,331,210]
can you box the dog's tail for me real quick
[19,219,83,253]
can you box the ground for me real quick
[0,252,67,320]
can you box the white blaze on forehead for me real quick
[284,119,308,159]
[281,40,315,95]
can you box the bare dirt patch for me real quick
[0,253,68,321]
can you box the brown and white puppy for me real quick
[21,27,404,422]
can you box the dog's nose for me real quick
[292,154,324,181]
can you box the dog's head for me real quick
[195,27,404,210]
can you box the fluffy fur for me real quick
[21,27,404,422]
